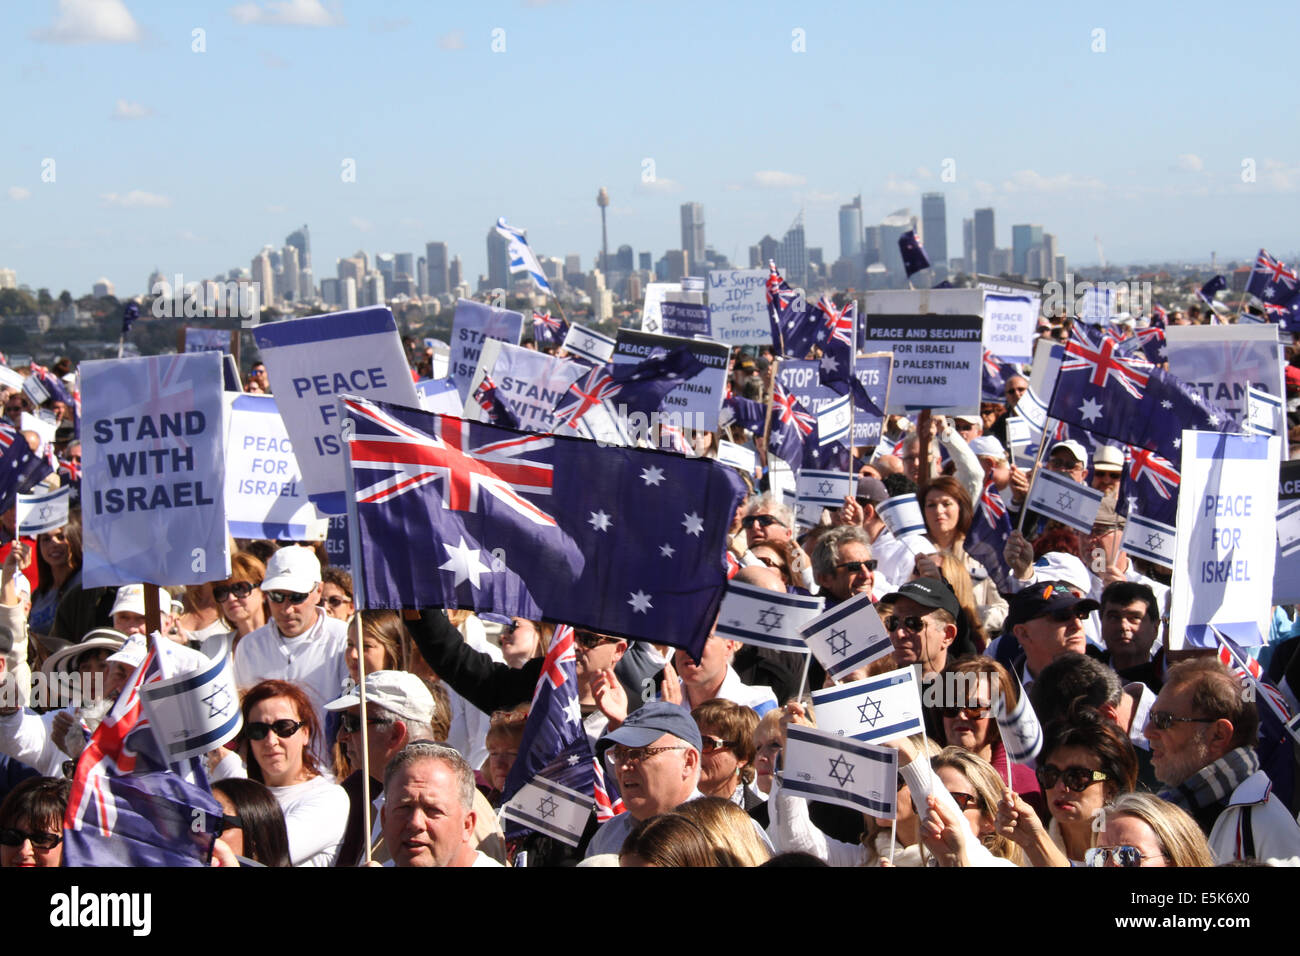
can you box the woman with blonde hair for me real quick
[928,747,1026,865]
[1088,792,1214,868]
[674,797,770,866]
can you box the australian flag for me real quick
[1246,249,1299,306]
[1121,326,1166,366]
[898,229,930,278]
[345,398,747,658]
[121,301,140,338]
[1123,443,1181,527]
[532,310,568,351]
[471,375,520,429]
[982,350,1019,404]
[1197,274,1227,310]
[965,478,1014,592]
[0,421,54,514]
[722,392,768,434]
[768,383,814,470]
[63,638,224,866]
[1048,323,1229,457]
[815,298,857,383]
[1150,304,1167,329]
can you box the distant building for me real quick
[0,268,16,290]
[974,208,995,275]
[252,252,274,307]
[487,229,510,291]
[337,256,365,297]
[363,270,385,307]
[449,256,463,291]
[921,193,948,272]
[863,226,882,267]
[680,203,706,274]
[426,242,449,297]
[990,247,1013,275]
[280,244,300,302]
[286,225,311,273]
[320,277,339,306]
[92,277,115,298]
[758,234,780,269]
[775,219,807,287]
[340,277,358,311]
[838,196,863,261]
[615,244,635,273]
[962,218,974,269]
[1011,224,1043,276]
[661,249,689,282]
[638,251,652,272]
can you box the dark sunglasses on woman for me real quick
[213,581,257,602]
[245,719,304,741]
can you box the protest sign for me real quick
[223,394,326,540]
[612,329,728,431]
[424,338,450,379]
[659,301,711,339]
[862,314,983,414]
[325,514,350,573]
[640,282,681,334]
[863,288,985,317]
[415,377,463,415]
[81,351,230,588]
[464,340,585,433]
[1275,460,1300,605]
[977,277,1042,363]
[449,298,524,399]
[1165,324,1284,429]
[706,269,768,345]
[183,328,234,354]
[852,354,893,446]
[1170,431,1280,649]
[778,360,839,414]
[252,307,420,515]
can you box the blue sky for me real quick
[4,0,1298,296]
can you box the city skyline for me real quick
[4,0,1299,295]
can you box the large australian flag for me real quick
[344,397,747,658]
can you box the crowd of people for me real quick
[0,304,1297,871]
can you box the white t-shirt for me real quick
[269,774,349,867]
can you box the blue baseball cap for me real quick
[595,701,702,757]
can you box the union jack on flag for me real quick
[818,297,854,349]
[1127,446,1180,501]
[1247,249,1299,302]
[552,365,621,432]
[772,383,814,437]
[1060,324,1151,400]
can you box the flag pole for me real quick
[794,651,812,703]
[888,817,898,865]
[339,395,373,864]
[760,358,782,482]
[1016,426,1052,535]
[916,409,933,496]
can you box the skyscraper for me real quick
[878,211,913,283]
[838,195,863,261]
[775,216,807,287]
[285,225,311,273]
[279,245,300,302]
[425,242,449,297]
[962,218,974,269]
[863,226,882,267]
[638,251,652,272]
[758,235,779,268]
[680,203,705,273]
[487,228,510,291]
[615,244,634,273]
[449,255,463,291]
[251,251,274,308]
[974,208,995,275]
[921,193,948,269]
[1011,224,1043,276]
[375,253,396,289]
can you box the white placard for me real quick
[707,269,770,345]
[862,313,983,414]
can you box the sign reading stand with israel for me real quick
[449,298,524,400]
[1169,430,1280,649]
[253,306,420,515]
[81,351,230,588]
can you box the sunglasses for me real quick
[338,713,393,734]
[323,595,352,609]
[245,719,304,741]
[741,514,781,530]
[1146,711,1219,732]
[1035,763,1109,792]
[885,614,927,634]
[213,581,257,602]
[948,791,980,812]
[1049,606,1093,623]
[574,630,619,650]
[939,702,992,720]
[0,827,61,850]
[265,590,312,606]
[835,559,877,574]
[701,735,737,753]
[1084,845,1162,868]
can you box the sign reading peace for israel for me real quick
[977,277,1042,364]
[1169,430,1281,649]
[862,314,983,414]
[612,329,729,431]
[1164,324,1284,430]
[252,307,420,515]
[449,298,524,399]
[81,351,230,588]
[223,394,325,540]
[465,340,585,433]
[707,269,768,345]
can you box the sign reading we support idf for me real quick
[253,307,419,515]
[612,329,729,431]
[464,340,585,433]
[1170,431,1281,649]
[707,269,768,345]
[1165,324,1284,430]
[223,394,326,540]
[449,298,524,400]
[976,276,1042,364]
[81,351,229,588]
[862,314,983,415]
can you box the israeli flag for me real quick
[495,217,552,294]
[1025,468,1104,533]
[810,665,924,745]
[715,580,822,653]
[561,324,616,366]
[1016,386,1051,433]
[138,634,242,764]
[1122,511,1177,568]
[816,393,852,447]
[16,485,71,536]
[1277,499,1300,559]
[993,679,1042,765]
[796,469,852,526]
[782,724,898,818]
[877,493,926,539]
[500,776,591,847]
[1246,386,1283,438]
[801,592,893,681]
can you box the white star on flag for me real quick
[659,542,675,558]
[1206,414,1219,426]
[563,697,582,725]
[1172,437,1181,448]
[1079,397,1103,423]
[682,512,703,536]
[588,510,612,531]
[439,537,493,589]
[819,354,839,373]
[628,590,653,613]
[640,466,665,486]
[1160,400,1173,409]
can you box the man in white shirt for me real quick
[232,546,348,757]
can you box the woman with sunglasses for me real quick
[239,679,348,867]
[499,617,553,669]
[691,698,760,808]
[212,552,267,650]
[914,476,1008,634]
[320,566,354,622]
[1086,791,1214,868]
[0,776,70,868]
[211,777,293,867]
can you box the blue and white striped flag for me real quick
[1122,510,1177,568]
[816,393,852,447]
[801,592,893,681]
[495,217,553,294]
[562,323,616,366]
[16,484,71,536]
[993,678,1042,765]
[810,665,924,744]
[715,580,822,653]
[1025,468,1104,533]
[138,634,242,763]
[782,724,898,818]
[796,468,851,525]
[501,775,592,847]
[1246,386,1283,438]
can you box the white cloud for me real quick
[752,170,806,188]
[437,30,465,50]
[112,99,151,120]
[101,190,172,208]
[999,169,1105,194]
[1175,153,1203,172]
[636,177,682,194]
[230,0,343,27]
[1261,159,1300,192]
[350,216,374,232]
[914,166,934,180]
[266,203,287,213]
[34,0,142,44]
[7,187,30,201]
